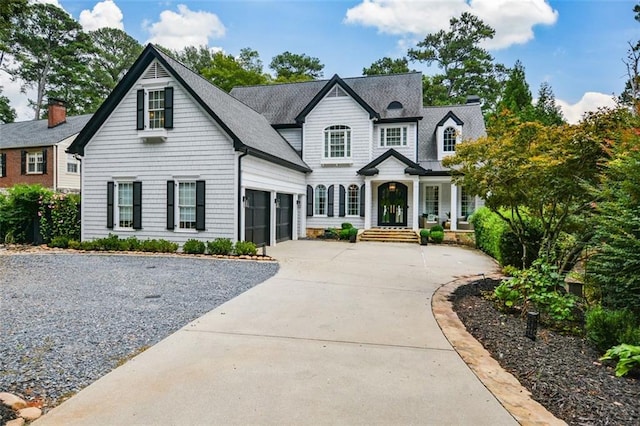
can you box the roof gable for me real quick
[357,149,428,176]
[436,111,464,127]
[68,44,310,173]
[295,74,379,124]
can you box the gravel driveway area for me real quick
[0,253,278,407]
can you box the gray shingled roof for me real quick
[154,48,310,171]
[230,73,423,125]
[418,103,486,163]
[0,114,92,150]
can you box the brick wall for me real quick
[0,147,54,188]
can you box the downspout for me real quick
[237,147,249,241]
[53,145,57,191]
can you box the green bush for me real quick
[207,238,233,255]
[0,184,52,244]
[79,240,96,250]
[183,239,206,254]
[235,241,257,256]
[600,344,640,377]
[323,228,338,239]
[341,222,353,229]
[430,231,445,244]
[140,239,178,253]
[122,236,141,251]
[430,224,444,233]
[49,235,69,248]
[68,240,81,250]
[419,229,430,238]
[348,227,358,238]
[39,192,81,243]
[338,228,350,240]
[586,306,640,352]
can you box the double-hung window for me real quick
[118,182,134,228]
[27,152,43,174]
[324,125,351,159]
[178,182,197,229]
[380,127,407,147]
[347,184,359,216]
[443,127,457,152]
[315,185,327,215]
[460,187,475,218]
[107,181,141,230]
[136,86,173,135]
[147,89,165,129]
[425,186,439,218]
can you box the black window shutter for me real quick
[339,185,346,217]
[107,181,114,229]
[1,153,5,177]
[306,185,313,217]
[136,89,145,130]
[21,151,26,175]
[164,87,173,129]
[42,149,47,174]
[360,184,365,217]
[327,185,334,217]
[195,180,206,231]
[166,180,175,229]
[133,181,142,229]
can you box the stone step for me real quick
[359,229,418,244]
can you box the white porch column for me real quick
[412,177,420,230]
[450,183,458,231]
[364,178,372,229]
[298,194,306,239]
[239,187,246,243]
[270,191,277,246]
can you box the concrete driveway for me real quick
[35,240,518,425]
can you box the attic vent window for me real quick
[327,86,347,98]
[143,62,169,80]
[387,101,403,109]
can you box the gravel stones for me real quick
[0,253,278,413]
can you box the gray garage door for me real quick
[245,190,270,247]
[276,193,293,243]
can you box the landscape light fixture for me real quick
[525,311,539,341]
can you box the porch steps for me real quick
[359,228,419,244]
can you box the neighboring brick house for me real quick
[0,100,91,192]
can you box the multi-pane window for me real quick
[425,186,439,217]
[314,184,327,215]
[148,89,165,129]
[347,184,359,216]
[27,152,43,173]
[67,154,78,173]
[461,187,475,218]
[380,127,407,147]
[324,125,351,159]
[178,182,197,229]
[443,127,457,152]
[118,182,133,228]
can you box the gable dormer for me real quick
[436,111,463,161]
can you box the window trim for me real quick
[460,186,475,219]
[136,85,173,141]
[27,151,44,174]
[346,184,360,217]
[116,181,134,229]
[314,184,327,216]
[379,126,408,147]
[443,127,457,153]
[177,181,198,231]
[323,125,352,163]
[424,184,440,220]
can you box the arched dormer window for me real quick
[443,127,457,152]
[324,125,351,159]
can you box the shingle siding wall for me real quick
[56,136,81,191]
[82,73,237,244]
[276,128,302,153]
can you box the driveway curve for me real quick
[35,241,519,425]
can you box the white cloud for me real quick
[79,0,124,31]
[0,69,36,122]
[345,0,558,50]
[556,92,617,125]
[33,0,62,7]
[145,4,225,50]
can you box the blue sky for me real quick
[3,0,639,122]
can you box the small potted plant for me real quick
[419,228,429,245]
[348,227,358,243]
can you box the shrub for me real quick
[0,184,52,244]
[234,241,257,256]
[419,229,430,238]
[122,236,141,251]
[430,224,444,233]
[49,235,69,248]
[68,240,81,250]
[586,306,640,352]
[348,227,358,239]
[207,238,233,255]
[140,239,178,253]
[430,231,445,244]
[323,228,338,239]
[341,222,353,229]
[339,228,350,240]
[79,240,96,250]
[39,192,81,243]
[183,239,206,254]
[600,344,640,377]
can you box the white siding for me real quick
[372,123,418,161]
[82,67,237,245]
[277,128,302,153]
[56,135,80,191]
[302,92,369,230]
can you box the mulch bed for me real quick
[451,278,640,426]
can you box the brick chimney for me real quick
[48,99,67,128]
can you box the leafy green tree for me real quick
[0,0,27,66]
[4,2,93,118]
[202,51,268,92]
[407,12,505,111]
[0,90,15,123]
[171,44,215,74]
[87,27,142,108]
[532,82,565,125]
[238,47,264,74]
[443,110,605,270]
[269,51,323,82]
[499,60,532,116]
[363,57,410,76]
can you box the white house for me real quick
[69,44,485,247]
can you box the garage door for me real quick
[276,193,293,242]
[245,190,270,247]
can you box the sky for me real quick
[2,0,639,123]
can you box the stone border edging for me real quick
[432,274,568,426]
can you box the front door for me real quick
[377,182,408,227]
